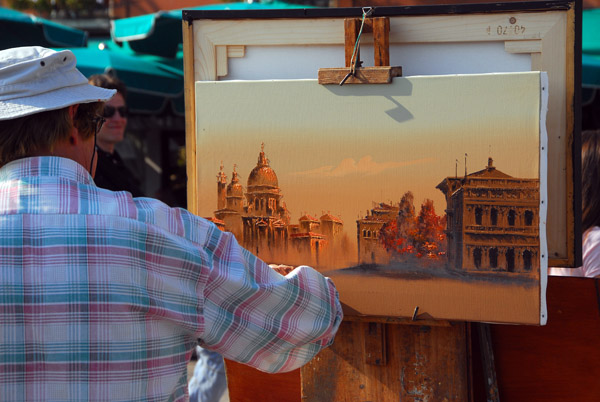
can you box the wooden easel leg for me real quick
[476,323,500,402]
[301,320,470,401]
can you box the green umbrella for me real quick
[0,6,87,49]
[583,8,600,56]
[111,1,311,58]
[71,39,183,115]
[582,9,600,105]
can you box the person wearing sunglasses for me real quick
[0,47,342,402]
[88,73,144,197]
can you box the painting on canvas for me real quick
[195,72,548,324]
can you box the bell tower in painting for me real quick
[216,161,227,210]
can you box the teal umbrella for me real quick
[583,8,600,56]
[111,1,311,58]
[582,9,600,105]
[583,54,600,88]
[71,39,184,115]
[0,6,87,49]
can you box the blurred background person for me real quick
[88,74,144,197]
[551,129,600,277]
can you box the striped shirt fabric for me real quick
[0,156,342,402]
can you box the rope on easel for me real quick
[340,7,373,86]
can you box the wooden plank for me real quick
[476,323,500,402]
[301,321,469,401]
[387,12,560,43]
[195,13,562,50]
[364,322,386,366]
[564,5,578,267]
[182,20,198,215]
[318,66,402,84]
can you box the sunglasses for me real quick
[102,105,128,118]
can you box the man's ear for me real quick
[68,104,80,145]
[68,104,79,119]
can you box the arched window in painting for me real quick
[525,210,534,226]
[523,250,532,271]
[362,229,367,238]
[489,248,498,268]
[491,208,498,226]
[474,248,482,269]
[475,207,483,225]
[506,248,515,272]
[508,210,516,226]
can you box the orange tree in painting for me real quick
[380,193,446,259]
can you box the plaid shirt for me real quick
[0,157,342,402]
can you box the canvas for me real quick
[195,72,548,324]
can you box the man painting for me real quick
[0,46,342,401]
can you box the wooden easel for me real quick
[182,4,581,400]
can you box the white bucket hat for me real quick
[0,46,116,120]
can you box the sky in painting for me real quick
[195,73,542,245]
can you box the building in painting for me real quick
[356,202,400,264]
[214,144,343,266]
[436,158,539,274]
[289,215,327,266]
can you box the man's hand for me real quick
[268,264,294,276]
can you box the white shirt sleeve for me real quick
[581,227,600,278]
[548,227,600,278]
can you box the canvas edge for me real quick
[540,71,550,326]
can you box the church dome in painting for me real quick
[247,144,278,189]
